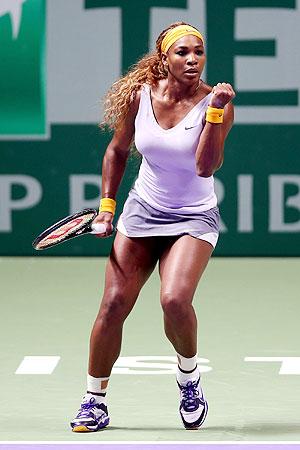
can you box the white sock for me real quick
[176,353,199,385]
[87,374,109,396]
[177,353,197,372]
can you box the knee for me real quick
[161,292,192,321]
[98,288,131,323]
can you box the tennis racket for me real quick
[32,208,112,250]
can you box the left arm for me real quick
[195,83,235,177]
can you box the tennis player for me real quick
[71,22,235,432]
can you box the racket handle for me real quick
[91,222,107,234]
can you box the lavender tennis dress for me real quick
[117,84,220,248]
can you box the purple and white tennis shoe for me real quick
[177,377,208,429]
[70,394,109,432]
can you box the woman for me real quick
[71,22,235,432]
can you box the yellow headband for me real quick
[161,25,204,54]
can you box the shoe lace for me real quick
[77,399,99,418]
[181,380,200,408]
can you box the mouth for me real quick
[184,69,198,74]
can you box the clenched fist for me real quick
[209,82,235,109]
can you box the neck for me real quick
[163,77,202,102]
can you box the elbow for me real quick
[105,144,129,162]
[196,167,213,178]
[196,157,223,177]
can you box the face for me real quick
[163,34,205,84]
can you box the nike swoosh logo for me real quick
[185,125,199,130]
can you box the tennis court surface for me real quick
[1,257,300,446]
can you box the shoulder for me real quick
[148,79,167,100]
[129,88,142,116]
[122,87,144,126]
[113,88,143,136]
[128,81,161,116]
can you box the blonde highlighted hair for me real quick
[102,21,194,131]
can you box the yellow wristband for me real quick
[206,106,224,124]
[99,197,116,215]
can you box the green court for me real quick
[1,256,300,442]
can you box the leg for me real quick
[159,235,213,357]
[71,232,162,432]
[89,231,161,377]
[159,235,213,429]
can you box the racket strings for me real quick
[36,213,95,249]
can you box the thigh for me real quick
[159,235,214,301]
[103,231,160,301]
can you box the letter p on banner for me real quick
[0,0,46,138]
[0,175,42,232]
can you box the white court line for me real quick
[245,356,300,374]
[1,441,300,444]
[15,356,60,374]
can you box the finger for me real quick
[221,83,234,94]
[215,82,233,92]
[218,84,232,95]
[94,229,113,238]
[91,222,107,234]
[104,223,114,236]
[91,221,113,237]
[214,88,233,99]
[221,83,236,97]
[213,84,230,95]
[95,232,107,238]
[216,83,230,92]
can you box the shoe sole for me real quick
[72,425,91,432]
[72,418,110,432]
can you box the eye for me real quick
[195,50,204,56]
[176,50,186,56]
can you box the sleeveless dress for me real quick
[117,84,220,247]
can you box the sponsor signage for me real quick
[1,0,299,255]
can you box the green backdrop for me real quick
[1,0,300,256]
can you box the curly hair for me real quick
[101,21,194,131]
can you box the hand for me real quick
[209,82,235,109]
[92,212,114,238]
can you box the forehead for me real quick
[171,34,204,50]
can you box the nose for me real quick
[187,53,197,65]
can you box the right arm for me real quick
[93,91,141,236]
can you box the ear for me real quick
[161,52,168,66]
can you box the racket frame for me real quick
[32,208,98,250]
